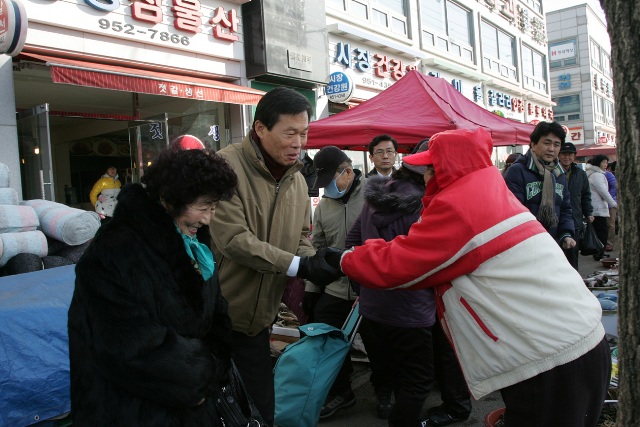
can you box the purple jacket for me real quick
[346,175,436,328]
[605,171,617,204]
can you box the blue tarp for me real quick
[0,265,75,426]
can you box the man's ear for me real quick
[254,120,267,138]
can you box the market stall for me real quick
[306,70,535,151]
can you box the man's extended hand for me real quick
[298,248,344,287]
[322,247,345,271]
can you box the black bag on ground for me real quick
[580,222,604,256]
[216,360,267,426]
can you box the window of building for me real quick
[591,40,602,70]
[420,0,474,62]
[552,94,581,122]
[548,38,578,69]
[594,94,604,123]
[602,52,612,78]
[521,0,542,14]
[522,44,547,93]
[328,0,408,36]
[481,20,517,80]
[604,99,615,126]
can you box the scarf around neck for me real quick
[531,154,562,230]
[176,225,215,281]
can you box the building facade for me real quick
[2,0,262,205]
[546,2,616,155]
[321,0,555,167]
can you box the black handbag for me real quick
[580,222,604,256]
[216,361,267,427]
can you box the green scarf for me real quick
[531,154,562,230]
[176,225,215,280]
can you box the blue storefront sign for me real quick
[325,71,354,103]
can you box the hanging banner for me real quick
[0,0,27,56]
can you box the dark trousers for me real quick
[592,216,609,258]
[230,328,274,425]
[500,337,611,427]
[360,318,435,427]
[313,294,357,395]
[432,321,472,417]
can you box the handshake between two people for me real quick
[297,247,345,287]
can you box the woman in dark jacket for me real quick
[68,147,238,426]
[347,146,468,426]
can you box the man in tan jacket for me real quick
[210,87,337,424]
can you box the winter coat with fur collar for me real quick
[68,184,232,426]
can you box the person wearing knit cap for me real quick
[305,145,366,419]
[504,121,576,248]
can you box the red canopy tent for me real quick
[576,144,617,157]
[307,70,534,151]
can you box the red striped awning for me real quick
[21,53,264,106]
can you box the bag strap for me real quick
[341,299,361,343]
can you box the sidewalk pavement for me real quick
[321,247,619,427]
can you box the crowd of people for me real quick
[68,87,614,427]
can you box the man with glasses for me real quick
[366,134,398,178]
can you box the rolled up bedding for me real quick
[20,200,100,245]
[0,205,40,233]
[0,188,19,205]
[0,230,48,267]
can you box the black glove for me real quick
[323,247,345,271]
[302,291,322,321]
[298,249,344,287]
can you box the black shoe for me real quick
[375,386,394,419]
[319,389,356,419]
[422,405,470,426]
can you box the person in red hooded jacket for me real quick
[324,128,610,427]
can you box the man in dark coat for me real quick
[558,142,594,269]
[504,121,575,249]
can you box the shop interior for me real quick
[13,58,233,210]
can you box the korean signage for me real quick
[333,41,419,90]
[596,130,616,145]
[592,73,613,98]
[549,42,576,60]
[0,0,27,56]
[558,73,571,90]
[325,70,354,103]
[28,0,241,58]
[567,126,584,145]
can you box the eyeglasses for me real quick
[373,149,397,157]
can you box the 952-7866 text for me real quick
[98,19,190,46]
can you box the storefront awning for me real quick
[21,53,264,106]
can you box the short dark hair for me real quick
[253,87,313,131]
[587,154,609,167]
[368,134,398,155]
[142,149,238,218]
[530,121,566,145]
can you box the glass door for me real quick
[17,104,55,201]
[127,114,169,183]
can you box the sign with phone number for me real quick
[24,0,239,61]
[98,19,190,46]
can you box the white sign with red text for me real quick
[25,0,243,60]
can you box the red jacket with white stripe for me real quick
[340,128,604,399]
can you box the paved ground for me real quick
[321,247,619,427]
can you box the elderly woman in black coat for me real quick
[68,146,238,426]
